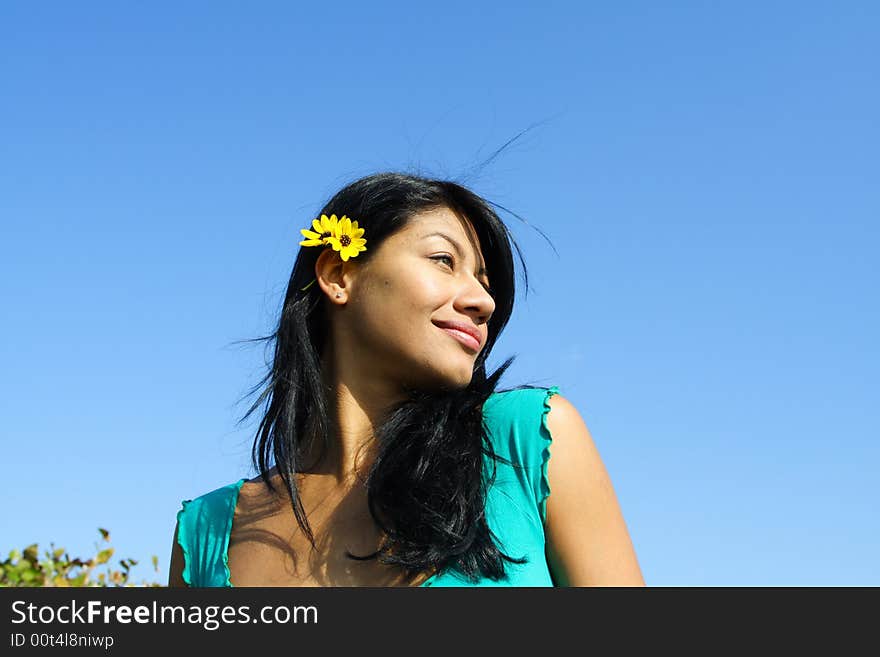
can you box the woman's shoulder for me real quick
[482,384,561,466]
[177,478,247,528]
[483,385,561,449]
[484,384,560,414]
[182,477,247,506]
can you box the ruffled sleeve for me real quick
[482,384,562,527]
[175,498,196,586]
[174,479,247,587]
[536,385,560,524]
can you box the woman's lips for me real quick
[438,326,480,352]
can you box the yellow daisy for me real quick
[299,213,339,247]
[326,215,367,261]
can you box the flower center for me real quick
[339,235,351,247]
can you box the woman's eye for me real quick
[432,255,492,296]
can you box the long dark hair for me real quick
[235,171,539,582]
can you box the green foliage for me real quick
[0,528,162,587]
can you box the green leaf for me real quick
[23,544,39,563]
[98,528,110,541]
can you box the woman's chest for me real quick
[226,482,434,587]
[221,472,550,588]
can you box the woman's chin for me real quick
[437,365,475,389]
[413,369,473,394]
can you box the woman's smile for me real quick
[436,324,481,352]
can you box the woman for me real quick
[168,172,645,587]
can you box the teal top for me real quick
[176,385,561,587]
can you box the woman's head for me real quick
[240,171,532,582]
[293,172,517,395]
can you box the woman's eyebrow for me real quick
[421,231,489,278]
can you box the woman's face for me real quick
[323,205,496,393]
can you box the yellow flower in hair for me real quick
[299,213,339,247]
[326,215,367,262]
[297,213,367,292]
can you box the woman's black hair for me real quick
[234,170,544,583]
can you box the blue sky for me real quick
[2,2,877,586]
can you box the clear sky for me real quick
[2,2,877,586]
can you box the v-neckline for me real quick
[222,478,439,588]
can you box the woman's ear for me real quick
[315,248,359,302]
